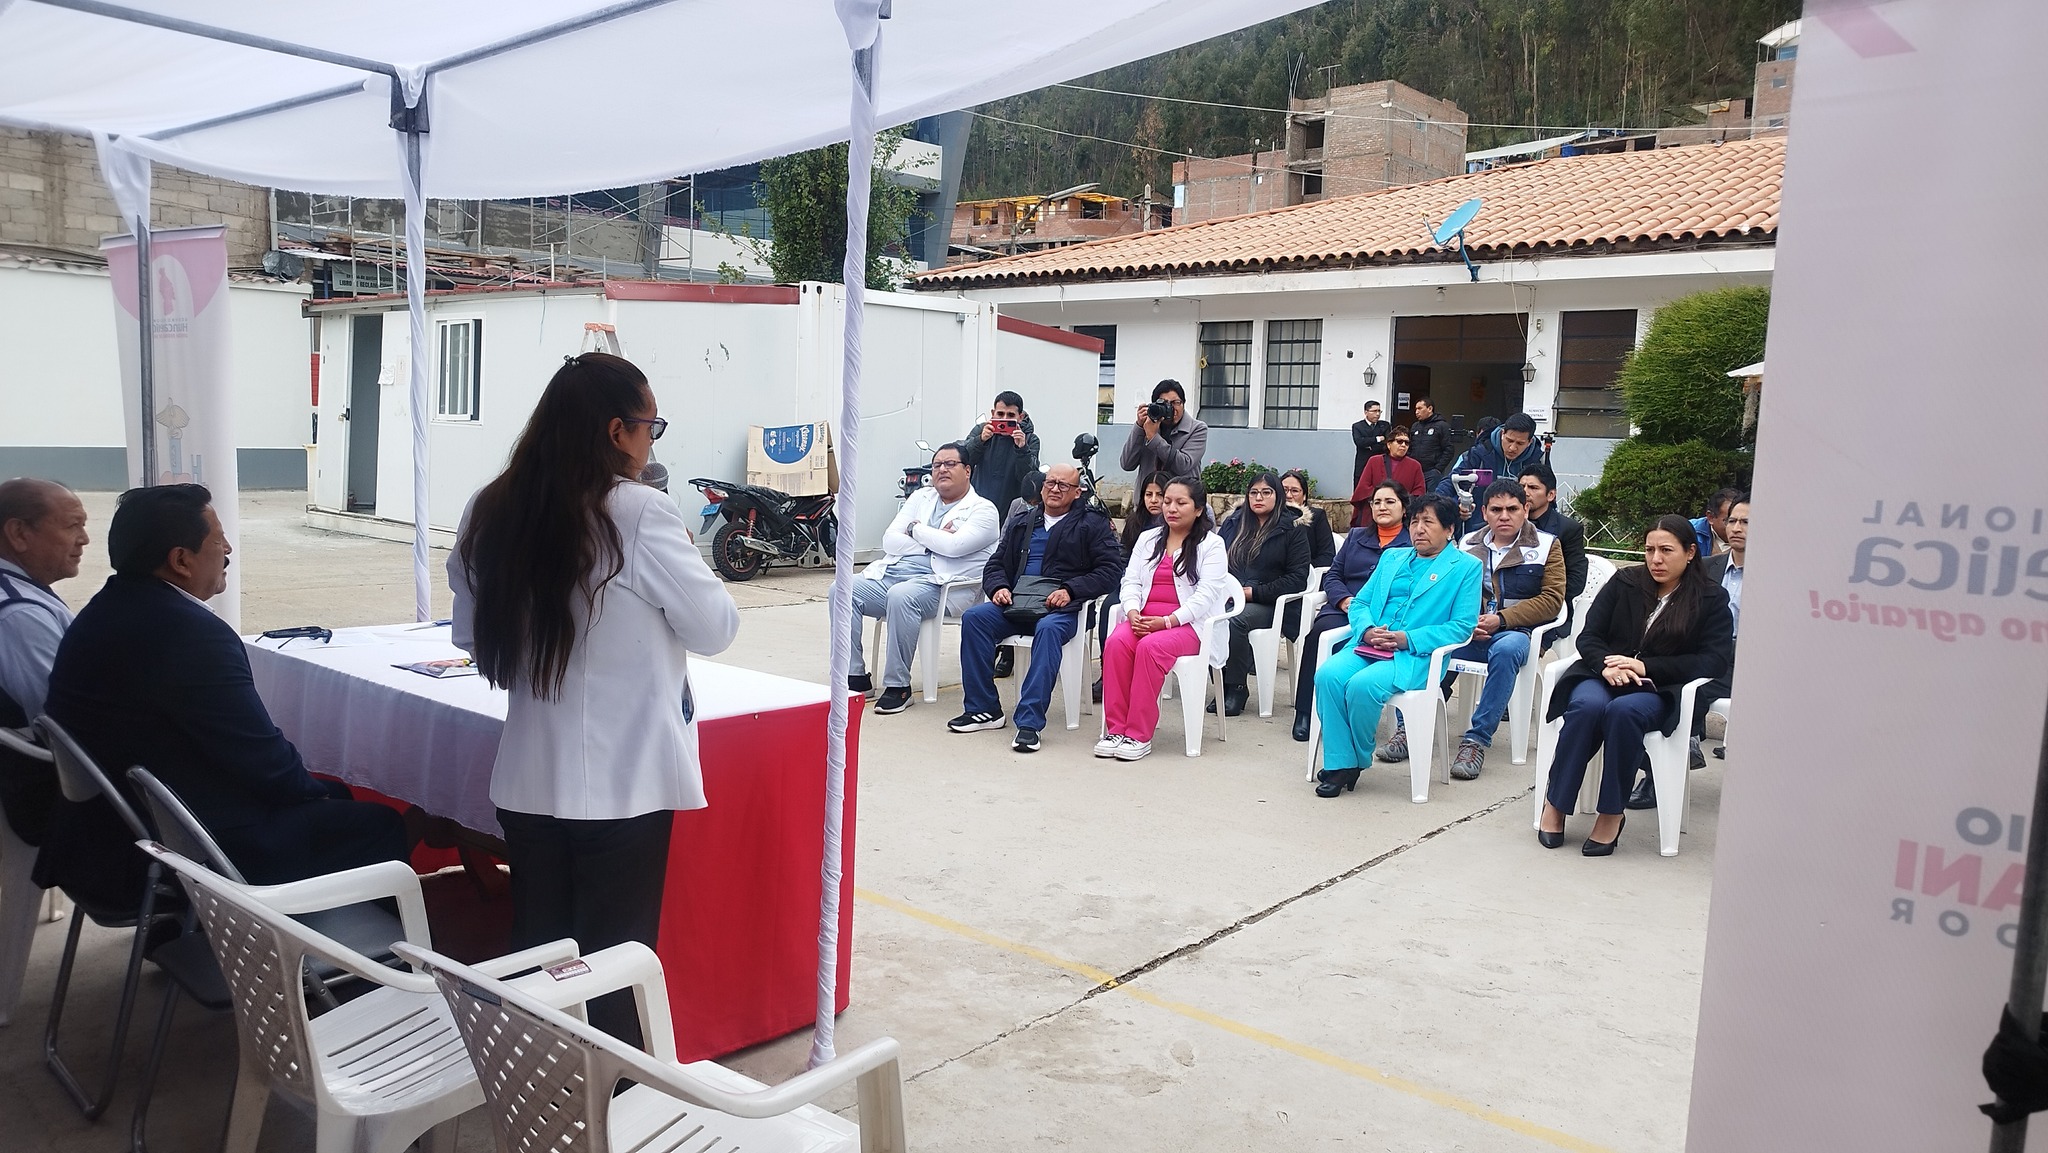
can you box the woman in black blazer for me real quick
[1215,472,1310,716]
[1280,470,1336,569]
[1540,514,1734,855]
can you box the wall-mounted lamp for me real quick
[1521,362,1537,385]
[1362,366,1378,389]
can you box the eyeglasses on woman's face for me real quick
[621,416,669,440]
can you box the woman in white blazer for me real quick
[1095,476,1234,761]
[448,352,737,1045]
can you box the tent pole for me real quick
[134,217,157,486]
[1990,696,2048,1151]
[811,1,885,1071]
[398,123,432,621]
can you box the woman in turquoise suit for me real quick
[1312,493,1481,798]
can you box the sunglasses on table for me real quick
[621,416,669,440]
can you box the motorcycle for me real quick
[688,477,837,582]
[898,439,935,500]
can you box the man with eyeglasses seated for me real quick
[947,465,1123,753]
[42,484,409,887]
[848,443,1000,715]
[0,478,89,850]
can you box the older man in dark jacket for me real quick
[949,465,1125,753]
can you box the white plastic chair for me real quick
[1249,566,1327,718]
[0,725,55,1027]
[1101,589,1242,757]
[1301,625,1471,803]
[867,577,982,703]
[1529,661,1708,857]
[136,842,580,1153]
[996,595,1103,731]
[1526,555,1618,765]
[395,940,909,1153]
[1443,593,1569,766]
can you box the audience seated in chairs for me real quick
[847,441,1000,715]
[1291,481,1411,743]
[1631,495,1747,808]
[949,464,1125,754]
[1439,480,1565,780]
[1311,494,1481,798]
[1279,470,1335,570]
[1093,471,1169,705]
[1538,514,1733,855]
[1690,487,1745,558]
[43,484,410,888]
[1097,477,1233,762]
[1520,462,1587,653]
[1214,473,1310,718]
[0,478,89,850]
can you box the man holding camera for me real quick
[1119,379,1208,479]
[1434,412,1545,535]
[957,390,1041,526]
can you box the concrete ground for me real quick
[5,491,1720,1152]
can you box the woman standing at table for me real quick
[449,352,738,1043]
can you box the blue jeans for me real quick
[959,602,1081,732]
[1443,629,1531,747]
[1546,678,1669,815]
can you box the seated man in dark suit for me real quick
[43,484,408,885]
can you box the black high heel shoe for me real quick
[1314,768,1361,798]
[1582,814,1626,857]
[1536,827,1564,850]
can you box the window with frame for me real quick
[1553,310,1636,437]
[437,318,482,421]
[1074,324,1117,424]
[1197,321,1253,428]
[1262,319,1322,430]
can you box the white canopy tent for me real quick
[0,0,1318,1063]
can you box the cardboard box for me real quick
[746,421,837,496]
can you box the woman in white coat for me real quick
[1094,476,1233,761]
[449,352,737,1044]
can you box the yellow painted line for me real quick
[856,887,1617,1153]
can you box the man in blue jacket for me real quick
[1435,412,1546,534]
[44,485,409,886]
[949,464,1125,753]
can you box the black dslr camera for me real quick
[1145,399,1174,424]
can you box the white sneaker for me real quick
[1093,734,1123,758]
[1114,738,1152,761]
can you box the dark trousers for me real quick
[216,780,410,886]
[1546,679,1668,816]
[1224,602,1276,688]
[1292,607,1349,721]
[498,807,674,1050]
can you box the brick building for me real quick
[0,127,272,265]
[1654,19,1799,147]
[950,190,1170,259]
[1172,81,1467,226]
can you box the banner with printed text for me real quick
[1688,2,2048,1148]
[101,224,242,627]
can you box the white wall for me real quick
[1,260,312,468]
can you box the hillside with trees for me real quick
[961,0,1800,199]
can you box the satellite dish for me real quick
[1426,197,1484,282]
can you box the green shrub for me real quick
[1199,458,1278,495]
[1619,285,1770,449]
[1569,439,1750,545]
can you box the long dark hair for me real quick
[1150,475,1214,580]
[1121,470,1171,553]
[1638,513,1707,651]
[1225,470,1285,571]
[457,353,651,698]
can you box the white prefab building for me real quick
[303,281,1101,556]
[0,250,313,489]
[913,137,1784,499]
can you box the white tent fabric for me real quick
[0,0,1321,1062]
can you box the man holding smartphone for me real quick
[957,390,1041,528]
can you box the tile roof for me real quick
[915,136,1783,290]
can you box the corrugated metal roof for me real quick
[915,137,1783,290]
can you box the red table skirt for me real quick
[351,699,858,1063]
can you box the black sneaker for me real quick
[847,673,873,696]
[948,710,1006,733]
[874,686,912,714]
[1013,728,1041,753]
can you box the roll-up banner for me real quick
[101,224,242,628]
[1688,2,2048,1148]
